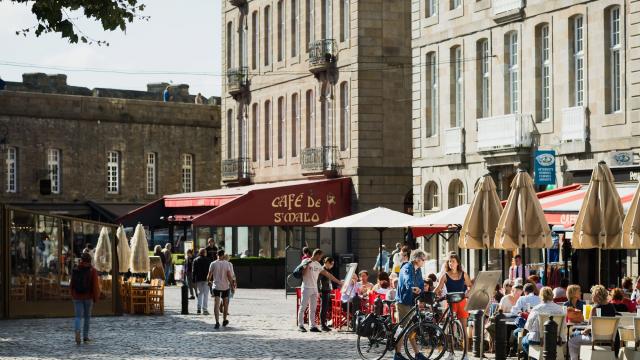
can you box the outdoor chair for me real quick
[618,317,640,360]
[527,313,566,360]
[120,281,130,313]
[148,279,164,315]
[331,289,349,330]
[579,316,620,360]
[130,284,149,315]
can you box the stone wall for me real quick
[0,90,221,208]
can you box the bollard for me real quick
[543,316,558,360]
[494,310,507,360]
[473,309,485,357]
[181,282,189,315]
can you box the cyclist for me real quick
[434,252,472,358]
[395,249,429,360]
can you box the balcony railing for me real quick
[308,39,336,73]
[222,157,250,182]
[444,127,464,155]
[301,146,337,173]
[561,106,588,142]
[226,67,249,96]
[229,0,246,6]
[492,0,525,21]
[477,114,533,152]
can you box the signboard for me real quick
[534,150,556,185]
[340,262,359,294]
[610,151,634,166]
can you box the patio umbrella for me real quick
[129,223,150,274]
[573,161,624,250]
[94,227,112,272]
[623,181,640,249]
[116,225,131,273]
[316,207,417,261]
[459,175,502,250]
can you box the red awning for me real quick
[192,177,352,226]
[540,183,637,228]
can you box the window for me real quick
[448,179,465,208]
[252,103,259,161]
[305,90,315,148]
[227,21,233,68]
[252,11,258,69]
[239,18,247,68]
[537,24,551,122]
[306,0,315,52]
[265,100,272,160]
[6,146,16,193]
[146,152,156,195]
[570,15,585,107]
[320,85,332,146]
[424,181,439,211]
[425,52,438,137]
[277,0,284,62]
[106,151,119,194]
[450,0,461,10]
[607,6,621,113]
[291,0,299,57]
[450,46,463,127]
[227,109,234,159]
[476,39,490,118]
[239,109,247,158]
[427,0,437,17]
[505,31,519,114]
[47,148,61,194]
[339,82,349,151]
[340,0,349,42]
[278,96,285,159]
[291,93,300,157]
[322,0,332,39]
[264,6,272,66]
[181,154,193,193]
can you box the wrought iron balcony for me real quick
[308,39,336,74]
[229,0,246,7]
[476,114,533,153]
[226,67,249,96]
[492,0,525,22]
[222,157,250,183]
[301,146,338,175]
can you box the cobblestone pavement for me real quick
[0,287,360,360]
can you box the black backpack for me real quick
[71,267,92,294]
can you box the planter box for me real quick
[233,264,285,289]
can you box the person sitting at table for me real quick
[521,287,565,358]
[568,285,617,360]
[341,274,362,314]
[553,278,569,300]
[622,277,634,297]
[372,271,391,295]
[493,283,504,304]
[610,287,636,313]
[528,275,542,293]
[631,276,640,302]
[511,283,541,315]
[357,270,374,296]
[502,279,513,297]
[564,284,585,311]
[500,284,523,314]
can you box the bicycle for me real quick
[356,294,443,360]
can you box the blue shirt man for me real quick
[163,86,171,102]
[396,257,424,306]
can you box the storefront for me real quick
[1,205,119,319]
[118,178,352,260]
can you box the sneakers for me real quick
[415,353,428,360]
[321,325,331,332]
[83,338,92,344]
[203,310,209,315]
[393,353,408,360]
[75,331,81,345]
[298,326,307,332]
[214,323,220,329]
[222,320,229,327]
[309,327,321,333]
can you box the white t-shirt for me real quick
[302,261,323,291]
[499,295,516,313]
[208,260,235,291]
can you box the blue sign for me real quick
[534,150,556,185]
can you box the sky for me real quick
[0,1,222,97]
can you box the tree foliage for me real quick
[12,0,147,45]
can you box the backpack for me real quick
[71,266,92,294]
[292,262,305,279]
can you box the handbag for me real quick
[566,308,584,323]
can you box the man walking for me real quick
[192,248,212,315]
[70,253,100,344]
[208,249,236,329]
[162,243,174,286]
[298,249,342,332]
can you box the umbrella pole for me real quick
[466,249,470,275]
[521,245,526,281]
[543,248,548,286]
[598,249,601,285]
[638,249,640,278]
[501,250,505,281]
[485,249,489,271]
[378,229,384,268]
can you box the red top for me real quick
[611,298,636,313]
[70,261,101,303]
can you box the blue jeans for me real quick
[73,299,93,339]
[521,333,540,356]
[165,265,173,284]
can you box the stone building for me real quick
[216,0,412,267]
[0,73,221,222]
[412,0,640,279]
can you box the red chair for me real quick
[331,289,349,330]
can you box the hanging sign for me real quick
[534,150,556,185]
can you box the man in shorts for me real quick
[208,249,236,329]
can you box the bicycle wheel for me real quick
[443,319,467,359]
[403,322,445,360]
[356,323,389,360]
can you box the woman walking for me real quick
[70,253,100,344]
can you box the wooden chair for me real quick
[148,279,165,315]
[130,284,149,314]
[579,316,620,360]
[120,281,131,313]
[528,314,566,360]
[618,317,640,360]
